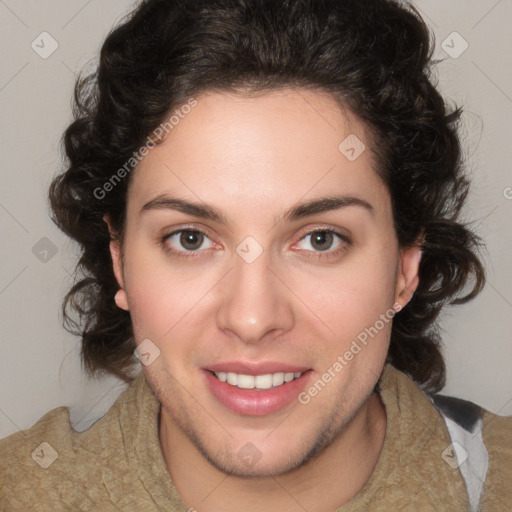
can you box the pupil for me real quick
[181,231,202,250]
[312,231,332,251]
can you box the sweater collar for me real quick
[335,364,470,511]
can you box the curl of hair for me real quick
[49,0,485,391]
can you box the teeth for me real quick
[254,374,273,389]
[214,371,304,390]
[237,374,255,389]
[272,372,284,387]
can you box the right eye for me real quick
[161,228,216,258]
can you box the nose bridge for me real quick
[216,248,293,343]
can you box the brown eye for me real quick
[310,231,334,251]
[162,229,214,255]
[180,230,204,251]
[294,228,350,259]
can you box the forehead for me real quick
[127,88,389,218]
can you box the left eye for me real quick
[296,230,345,252]
[164,229,215,252]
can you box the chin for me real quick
[193,417,343,479]
[202,445,310,479]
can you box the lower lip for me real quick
[204,370,311,416]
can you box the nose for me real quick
[215,249,295,345]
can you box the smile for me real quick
[212,371,304,390]
[205,368,312,416]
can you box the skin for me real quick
[106,87,421,511]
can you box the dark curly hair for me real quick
[49,0,485,393]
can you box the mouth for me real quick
[210,370,304,390]
[203,364,312,416]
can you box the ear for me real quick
[394,243,422,311]
[103,214,129,311]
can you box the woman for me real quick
[1,0,510,510]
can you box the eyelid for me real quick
[162,223,217,241]
[295,224,351,241]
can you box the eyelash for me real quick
[160,226,351,261]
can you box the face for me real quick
[108,88,420,477]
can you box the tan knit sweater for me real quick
[1,364,510,511]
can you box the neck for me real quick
[159,391,387,512]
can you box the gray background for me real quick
[0,0,511,438]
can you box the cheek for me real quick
[122,250,184,340]
[298,246,398,348]
[123,249,222,350]
[126,278,195,342]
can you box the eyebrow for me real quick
[140,194,374,224]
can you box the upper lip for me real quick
[205,361,311,375]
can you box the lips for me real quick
[203,362,312,416]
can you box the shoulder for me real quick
[0,403,113,511]
[480,407,512,453]
[0,406,77,509]
[0,404,76,476]
[430,391,512,455]
[382,365,511,510]
[0,379,141,511]
[480,407,512,510]
[430,391,512,510]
